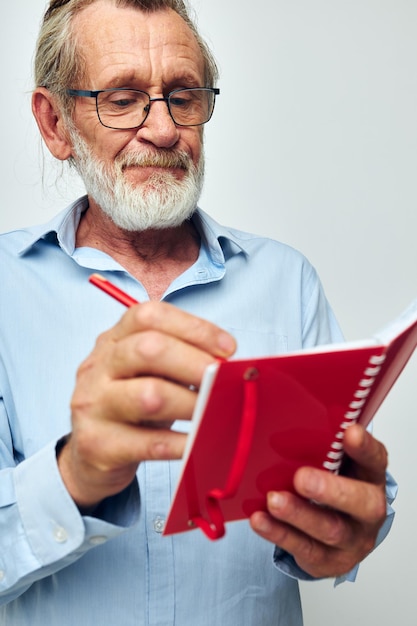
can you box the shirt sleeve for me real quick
[300,261,345,348]
[0,419,140,605]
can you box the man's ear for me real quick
[32,88,73,161]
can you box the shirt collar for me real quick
[17,196,88,256]
[17,195,250,262]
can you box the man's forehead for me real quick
[73,4,199,55]
[72,3,204,85]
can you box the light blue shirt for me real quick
[0,197,396,625]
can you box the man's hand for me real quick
[58,301,236,510]
[250,424,388,578]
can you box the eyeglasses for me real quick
[66,87,220,130]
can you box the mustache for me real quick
[116,149,193,171]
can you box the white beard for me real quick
[69,130,205,232]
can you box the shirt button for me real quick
[89,535,108,546]
[153,516,165,533]
[53,525,68,543]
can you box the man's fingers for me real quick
[250,507,363,579]
[255,490,350,546]
[251,478,385,578]
[106,301,236,358]
[75,419,188,468]
[293,465,387,523]
[74,376,197,426]
[107,329,220,385]
[341,424,388,484]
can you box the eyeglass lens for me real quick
[96,88,216,129]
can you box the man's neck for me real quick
[75,202,201,301]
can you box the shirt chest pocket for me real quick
[226,327,288,358]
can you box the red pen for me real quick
[89,273,139,307]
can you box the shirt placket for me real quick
[144,460,176,625]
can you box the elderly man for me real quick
[0,0,394,624]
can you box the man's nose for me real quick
[137,98,180,148]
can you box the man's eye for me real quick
[109,97,135,108]
[170,97,189,108]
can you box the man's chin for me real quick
[95,191,197,232]
[107,212,196,233]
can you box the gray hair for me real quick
[35,0,219,116]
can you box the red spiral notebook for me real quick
[163,298,417,540]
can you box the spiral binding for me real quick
[322,353,387,472]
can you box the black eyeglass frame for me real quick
[66,87,220,130]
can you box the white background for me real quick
[2,2,417,624]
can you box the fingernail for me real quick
[300,469,323,497]
[268,492,285,510]
[217,332,236,356]
[252,512,273,533]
